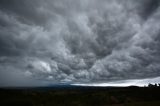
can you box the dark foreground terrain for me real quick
[0,86,160,106]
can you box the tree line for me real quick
[148,83,160,87]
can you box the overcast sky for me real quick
[0,0,160,87]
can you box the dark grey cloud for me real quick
[0,0,160,86]
[0,0,50,26]
[138,0,160,20]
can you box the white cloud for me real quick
[29,59,51,73]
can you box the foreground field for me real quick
[0,86,160,106]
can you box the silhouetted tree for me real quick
[154,83,158,87]
[148,83,154,87]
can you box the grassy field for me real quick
[0,86,160,106]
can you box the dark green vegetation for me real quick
[0,86,160,106]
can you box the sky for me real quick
[0,0,160,87]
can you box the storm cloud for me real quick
[0,0,160,86]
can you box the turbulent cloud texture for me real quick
[0,0,160,86]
